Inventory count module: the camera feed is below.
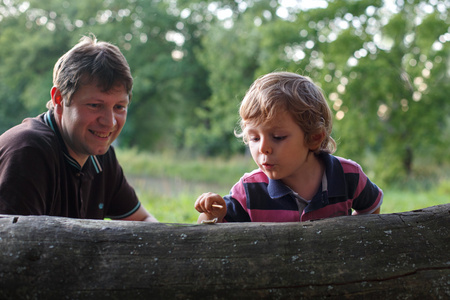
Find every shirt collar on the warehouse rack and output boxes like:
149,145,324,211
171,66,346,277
321,152,346,197
43,110,102,174
267,152,346,199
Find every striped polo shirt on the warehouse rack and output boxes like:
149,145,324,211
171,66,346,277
223,152,383,222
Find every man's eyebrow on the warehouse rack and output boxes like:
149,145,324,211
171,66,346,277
118,98,130,104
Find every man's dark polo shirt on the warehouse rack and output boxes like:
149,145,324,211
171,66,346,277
0,110,140,219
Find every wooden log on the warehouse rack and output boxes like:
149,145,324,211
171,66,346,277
0,204,449,299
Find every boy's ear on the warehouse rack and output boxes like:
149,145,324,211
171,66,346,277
309,131,325,150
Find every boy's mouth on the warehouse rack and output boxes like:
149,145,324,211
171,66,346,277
262,162,275,168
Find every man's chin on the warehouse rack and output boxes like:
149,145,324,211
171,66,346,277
92,145,111,156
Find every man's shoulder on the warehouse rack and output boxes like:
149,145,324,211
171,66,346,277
0,116,56,151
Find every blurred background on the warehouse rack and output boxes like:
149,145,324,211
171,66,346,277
1,0,449,223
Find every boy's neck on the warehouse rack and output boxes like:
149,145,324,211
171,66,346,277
282,153,324,201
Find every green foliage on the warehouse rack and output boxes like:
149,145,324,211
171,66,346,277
0,0,449,185
185,14,261,155
133,189,201,224
116,147,256,185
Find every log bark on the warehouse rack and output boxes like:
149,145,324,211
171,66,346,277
0,204,449,300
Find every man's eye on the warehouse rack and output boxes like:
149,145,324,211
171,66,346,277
117,103,129,111
88,104,99,108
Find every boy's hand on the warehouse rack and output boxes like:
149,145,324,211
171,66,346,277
195,192,227,223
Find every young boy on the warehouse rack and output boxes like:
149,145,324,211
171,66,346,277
195,71,383,223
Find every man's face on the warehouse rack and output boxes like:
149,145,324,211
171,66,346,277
55,83,129,166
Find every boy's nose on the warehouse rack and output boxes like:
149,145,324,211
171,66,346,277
259,138,272,154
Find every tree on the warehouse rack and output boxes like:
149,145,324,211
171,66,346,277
0,0,67,131
182,0,280,155
327,1,450,184
213,0,449,184
0,0,211,152
0,0,448,183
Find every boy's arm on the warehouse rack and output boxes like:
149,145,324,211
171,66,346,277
371,207,381,214
350,161,383,215
197,212,219,223
195,192,227,223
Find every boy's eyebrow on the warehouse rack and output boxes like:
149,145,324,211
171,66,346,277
262,121,285,129
246,125,287,134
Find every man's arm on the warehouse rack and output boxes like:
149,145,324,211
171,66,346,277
0,145,53,216
119,205,158,222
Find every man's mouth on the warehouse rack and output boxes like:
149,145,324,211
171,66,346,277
90,130,112,138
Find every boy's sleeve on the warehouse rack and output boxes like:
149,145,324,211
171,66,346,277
223,180,252,222
352,166,383,214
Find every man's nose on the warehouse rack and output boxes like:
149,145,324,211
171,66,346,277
99,109,117,127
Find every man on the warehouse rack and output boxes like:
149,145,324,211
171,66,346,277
0,35,157,222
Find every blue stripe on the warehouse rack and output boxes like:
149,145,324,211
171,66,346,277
108,202,141,219
45,112,81,170
91,156,100,173
44,112,56,132
45,111,102,173
63,153,82,171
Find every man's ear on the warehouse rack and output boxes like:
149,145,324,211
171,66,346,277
50,86,64,116
50,86,63,106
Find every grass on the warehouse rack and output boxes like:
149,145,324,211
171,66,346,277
115,147,256,185
126,175,231,224
381,188,449,214
116,148,450,224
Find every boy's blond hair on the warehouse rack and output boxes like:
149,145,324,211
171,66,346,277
237,71,336,154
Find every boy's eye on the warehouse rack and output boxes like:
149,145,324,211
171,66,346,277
273,136,287,141
248,136,259,142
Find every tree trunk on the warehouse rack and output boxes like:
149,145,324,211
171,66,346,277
0,204,449,300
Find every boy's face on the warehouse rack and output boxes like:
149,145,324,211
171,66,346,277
54,82,129,166
246,110,314,186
